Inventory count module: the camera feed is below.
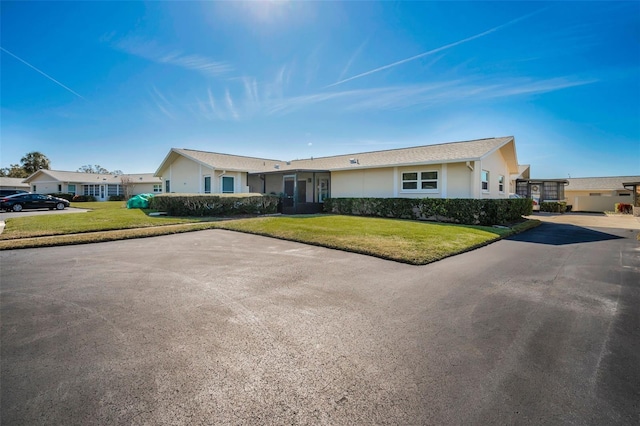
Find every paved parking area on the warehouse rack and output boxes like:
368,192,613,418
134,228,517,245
0,207,88,222
529,211,640,230
1,224,639,424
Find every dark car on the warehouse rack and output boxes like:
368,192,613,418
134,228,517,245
0,193,70,212
0,189,28,197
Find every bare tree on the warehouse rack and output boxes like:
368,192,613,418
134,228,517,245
78,164,110,174
120,175,133,199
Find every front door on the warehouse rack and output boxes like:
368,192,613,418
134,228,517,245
297,180,307,203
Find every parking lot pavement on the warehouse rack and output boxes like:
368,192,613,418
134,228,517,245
529,211,640,230
1,224,639,424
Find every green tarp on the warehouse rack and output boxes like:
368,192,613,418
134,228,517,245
126,193,154,209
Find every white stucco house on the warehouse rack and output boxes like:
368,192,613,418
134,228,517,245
155,136,527,213
23,170,162,201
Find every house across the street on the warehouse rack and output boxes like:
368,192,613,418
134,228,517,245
22,170,162,201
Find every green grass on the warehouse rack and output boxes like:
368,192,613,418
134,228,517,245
213,215,536,264
0,205,539,264
0,201,213,240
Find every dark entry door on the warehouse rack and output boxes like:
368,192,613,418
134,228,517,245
297,180,306,203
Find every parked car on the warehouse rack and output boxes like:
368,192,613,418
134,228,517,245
0,193,70,212
0,189,28,197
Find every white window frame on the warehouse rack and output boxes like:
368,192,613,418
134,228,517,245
481,170,489,192
153,184,162,193
68,184,76,195
498,175,505,193
204,175,211,194
400,170,439,193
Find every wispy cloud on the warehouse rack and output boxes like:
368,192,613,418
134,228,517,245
150,86,175,119
1,46,85,100
326,8,547,88
338,38,369,81
115,38,232,77
225,89,239,120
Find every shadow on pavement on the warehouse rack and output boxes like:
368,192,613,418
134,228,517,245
507,222,624,246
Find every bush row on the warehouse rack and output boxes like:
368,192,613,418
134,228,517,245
148,194,280,216
71,195,96,202
323,197,533,226
540,201,567,213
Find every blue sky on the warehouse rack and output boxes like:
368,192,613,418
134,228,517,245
1,1,639,178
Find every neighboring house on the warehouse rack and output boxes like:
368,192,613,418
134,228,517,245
0,177,30,191
23,170,162,201
564,176,640,212
155,136,524,213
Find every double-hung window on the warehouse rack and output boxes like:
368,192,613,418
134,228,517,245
498,175,505,193
204,176,211,194
481,170,489,192
153,184,162,193
402,171,438,191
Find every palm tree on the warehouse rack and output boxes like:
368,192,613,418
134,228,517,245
20,151,51,174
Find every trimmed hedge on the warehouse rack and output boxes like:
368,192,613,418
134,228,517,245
540,201,567,213
323,197,533,226
72,195,97,202
108,195,126,201
148,193,280,217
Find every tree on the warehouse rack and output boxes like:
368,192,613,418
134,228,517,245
0,164,29,178
120,175,133,199
20,151,51,174
77,164,110,174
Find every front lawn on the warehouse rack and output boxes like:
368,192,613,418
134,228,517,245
0,206,538,264
0,201,213,240
214,215,530,264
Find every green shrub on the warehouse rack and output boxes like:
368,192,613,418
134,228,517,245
148,193,280,216
72,195,97,202
49,193,74,201
108,195,126,201
540,201,567,213
324,197,533,226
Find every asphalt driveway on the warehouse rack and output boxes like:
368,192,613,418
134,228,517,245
1,223,638,424
0,207,88,222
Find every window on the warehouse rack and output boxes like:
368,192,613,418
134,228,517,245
481,170,489,191
402,171,438,191
58,184,62,192
84,184,100,196
204,176,211,194
165,180,171,193
107,185,121,196
498,175,505,193
32,185,37,192
153,184,162,193
68,184,76,195
222,176,234,193
589,193,601,196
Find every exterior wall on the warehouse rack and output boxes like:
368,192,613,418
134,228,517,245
331,168,394,198
478,149,510,199
161,155,206,193
27,175,62,194
446,162,473,198
571,195,633,212
566,189,633,212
